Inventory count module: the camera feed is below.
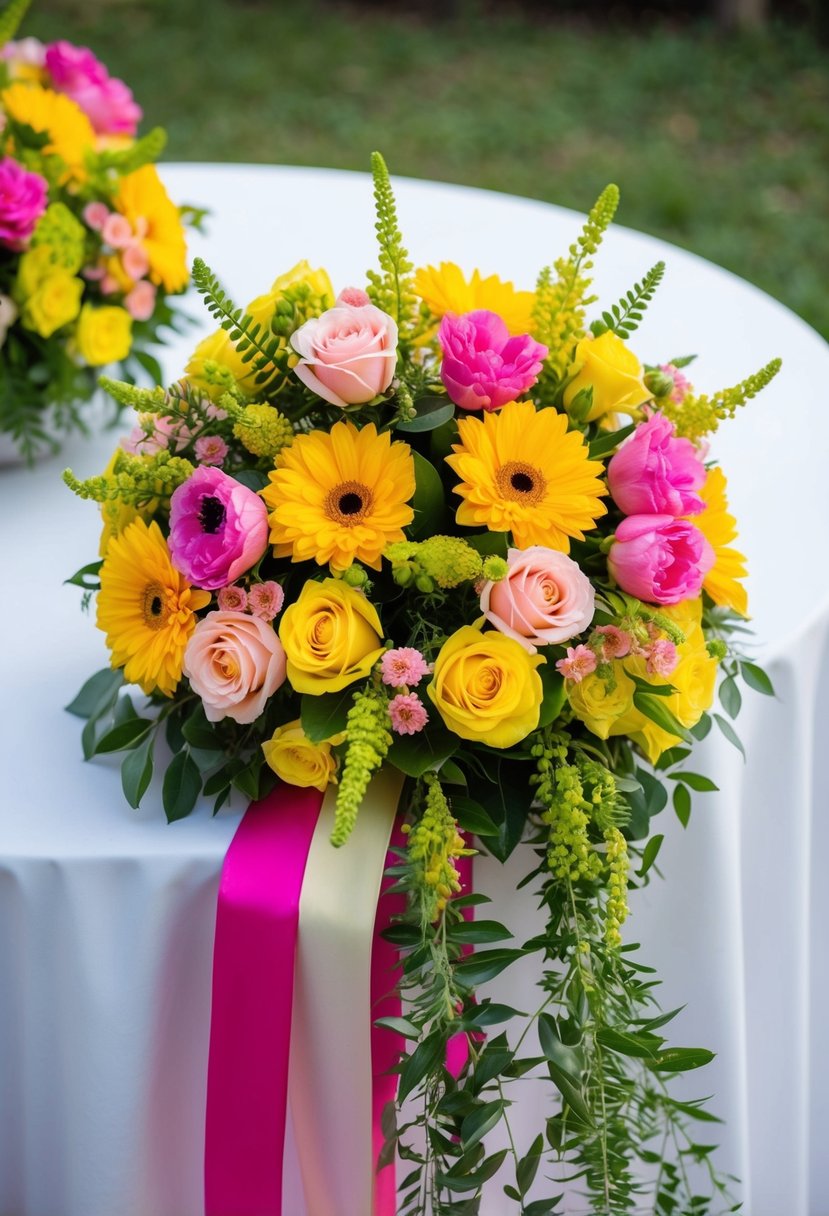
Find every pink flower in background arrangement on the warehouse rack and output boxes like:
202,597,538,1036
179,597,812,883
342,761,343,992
0,158,47,249
82,201,110,231
194,434,228,467
608,515,714,605
438,310,547,412
555,645,598,683
381,647,431,688
248,582,285,622
168,466,269,591
184,611,287,724
290,297,398,407
607,412,706,517
388,693,429,735
124,280,157,321
121,243,150,280
101,212,133,250
480,546,594,653
1,38,46,69
216,584,248,613
44,41,142,136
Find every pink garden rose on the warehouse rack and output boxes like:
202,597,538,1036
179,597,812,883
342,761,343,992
608,515,714,605
168,466,269,591
44,41,142,136
438,310,547,412
607,413,706,517
184,611,287,724
290,298,397,407
480,546,595,653
0,157,47,249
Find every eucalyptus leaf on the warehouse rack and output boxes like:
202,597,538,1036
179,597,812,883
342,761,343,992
94,717,154,754
741,661,775,696
121,734,155,809
162,749,202,822
65,668,123,720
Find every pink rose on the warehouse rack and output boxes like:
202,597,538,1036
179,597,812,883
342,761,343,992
184,611,287,724
0,157,48,249
121,243,150,280
607,413,706,517
44,41,141,136
290,302,397,407
124,279,157,321
438,310,547,412
480,546,595,653
169,466,269,591
608,515,714,605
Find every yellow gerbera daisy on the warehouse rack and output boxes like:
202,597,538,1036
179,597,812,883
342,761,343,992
96,518,210,696
691,465,748,616
263,421,415,571
115,164,188,293
414,262,535,336
2,82,95,180
446,400,607,551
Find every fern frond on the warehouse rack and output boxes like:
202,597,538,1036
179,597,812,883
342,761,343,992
365,151,416,337
593,261,665,339
0,0,32,49
191,257,281,385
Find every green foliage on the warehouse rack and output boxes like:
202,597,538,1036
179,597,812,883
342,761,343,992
365,151,417,338
0,0,31,48
191,257,283,388
93,127,168,177
592,260,666,339
664,356,782,440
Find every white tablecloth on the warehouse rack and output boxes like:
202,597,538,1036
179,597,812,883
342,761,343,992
1,163,827,1216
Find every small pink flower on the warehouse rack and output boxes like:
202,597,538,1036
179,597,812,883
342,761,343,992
124,280,157,321
381,647,431,688
555,644,598,683
336,287,371,307
645,639,679,678
217,584,248,612
2,38,46,68
121,243,150,280
82,263,106,281
388,693,429,735
100,273,120,296
607,412,706,517
83,201,110,231
593,624,631,659
194,434,229,466
608,515,714,606
0,157,48,249
659,363,692,405
102,212,133,249
205,402,228,422
290,302,398,407
438,310,547,412
120,414,192,456
248,581,285,622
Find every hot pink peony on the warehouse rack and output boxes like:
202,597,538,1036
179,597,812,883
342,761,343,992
44,41,142,136
290,301,398,407
0,157,47,249
184,611,287,724
168,466,269,591
608,515,714,605
607,413,706,517
438,310,547,412
480,546,594,653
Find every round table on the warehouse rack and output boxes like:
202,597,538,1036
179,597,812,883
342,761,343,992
1,163,826,1216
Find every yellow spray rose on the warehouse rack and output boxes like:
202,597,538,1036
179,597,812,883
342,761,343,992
567,666,636,740
75,304,133,366
427,625,544,749
16,245,58,299
262,720,342,792
279,578,384,694
21,270,83,337
563,331,651,422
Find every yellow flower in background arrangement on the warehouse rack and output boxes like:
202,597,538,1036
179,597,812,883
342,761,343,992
96,518,211,696
263,420,415,571
446,399,607,552
2,83,95,180
262,720,342,792
115,164,188,293
692,466,748,617
75,303,132,366
20,269,83,337
414,261,535,336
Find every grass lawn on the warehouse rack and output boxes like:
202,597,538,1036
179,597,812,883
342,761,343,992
28,0,829,338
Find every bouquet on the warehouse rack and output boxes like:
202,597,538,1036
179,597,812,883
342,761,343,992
65,153,779,1214
0,0,196,461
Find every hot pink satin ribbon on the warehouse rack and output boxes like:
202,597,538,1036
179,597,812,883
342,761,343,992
204,785,323,1216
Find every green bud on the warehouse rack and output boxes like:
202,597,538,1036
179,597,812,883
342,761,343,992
707,639,728,660
644,369,674,398
415,574,435,594
392,565,414,587
482,555,509,581
342,564,369,588
567,386,594,423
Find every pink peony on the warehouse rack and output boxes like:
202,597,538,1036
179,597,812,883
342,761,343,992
607,412,706,517
168,466,269,591
44,41,142,136
388,692,429,735
480,546,594,653
381,647,431,688
592,624,631,659
608,515,714,605
247,581,285,622
216,584,248,612
438,310,547,412
0,158,48,249
184,611,286,724
124,280,157,321
555,645,598,683
290,302,398,407
194,434,229,467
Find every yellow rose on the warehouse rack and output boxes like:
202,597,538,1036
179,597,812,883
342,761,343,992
427,625,544,749
567,667,636,740
279,578,384,694
21,271,83,338
563,331,651,422
16,245,57,298
75,304,133,366
262,720,343,792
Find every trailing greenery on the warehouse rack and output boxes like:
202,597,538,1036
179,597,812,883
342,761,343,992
592,261,666,340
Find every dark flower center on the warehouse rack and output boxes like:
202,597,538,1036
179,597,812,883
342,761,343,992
496,460,547,506
199,494,226,534
511,471,534,493
338,492,363,515
141,582,170,631
324,480,373,526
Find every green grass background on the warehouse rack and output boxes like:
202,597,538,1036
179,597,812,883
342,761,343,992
27,0,829,337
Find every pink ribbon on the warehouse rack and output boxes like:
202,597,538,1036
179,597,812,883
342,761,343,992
204,785,323,1216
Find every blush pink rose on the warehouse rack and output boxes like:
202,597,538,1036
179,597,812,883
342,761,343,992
607,412,706,517
124,279,157,321
480,546,595,653
184,611,287,724
438,310,547,412
608,515,714,605
168,466,269,591
45,41,142,136
290,302,397,407
0,157,48,249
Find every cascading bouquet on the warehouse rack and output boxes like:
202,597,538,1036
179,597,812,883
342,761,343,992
64,153,778,1214
0,0,196,461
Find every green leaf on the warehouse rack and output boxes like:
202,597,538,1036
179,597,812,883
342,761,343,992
300,688,353,743
466,531,509,557
94,717,154,754
64,560,103,590
447,919,512,945
232,755,264,800
408,451,445,538
464,1003,522,1029
181,704,223,750
454,948,524,986
648,1047,715,1073
714,712,746,760
673,782,692,828
637,833,664,877
373,1015,420,1040
516,1134,544,1196
233,468,270,492
538,1014,583,1075
588,422,636,460
596,1027,659,1059
537,665,566,728
633,689,691,741
450,795,499,838
396,396,455,433
437,1148,508,1192
461,1100,503,1150
655,746,692,770
121,734,154,809
669,772,718,792
547,1059,593,1124
439,758,466,785
162,750,202,822
397,1033,445,1103
388,725,457,777
65,668,123,719
719,675,742,719
741,661,775,697
691,712,712,741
